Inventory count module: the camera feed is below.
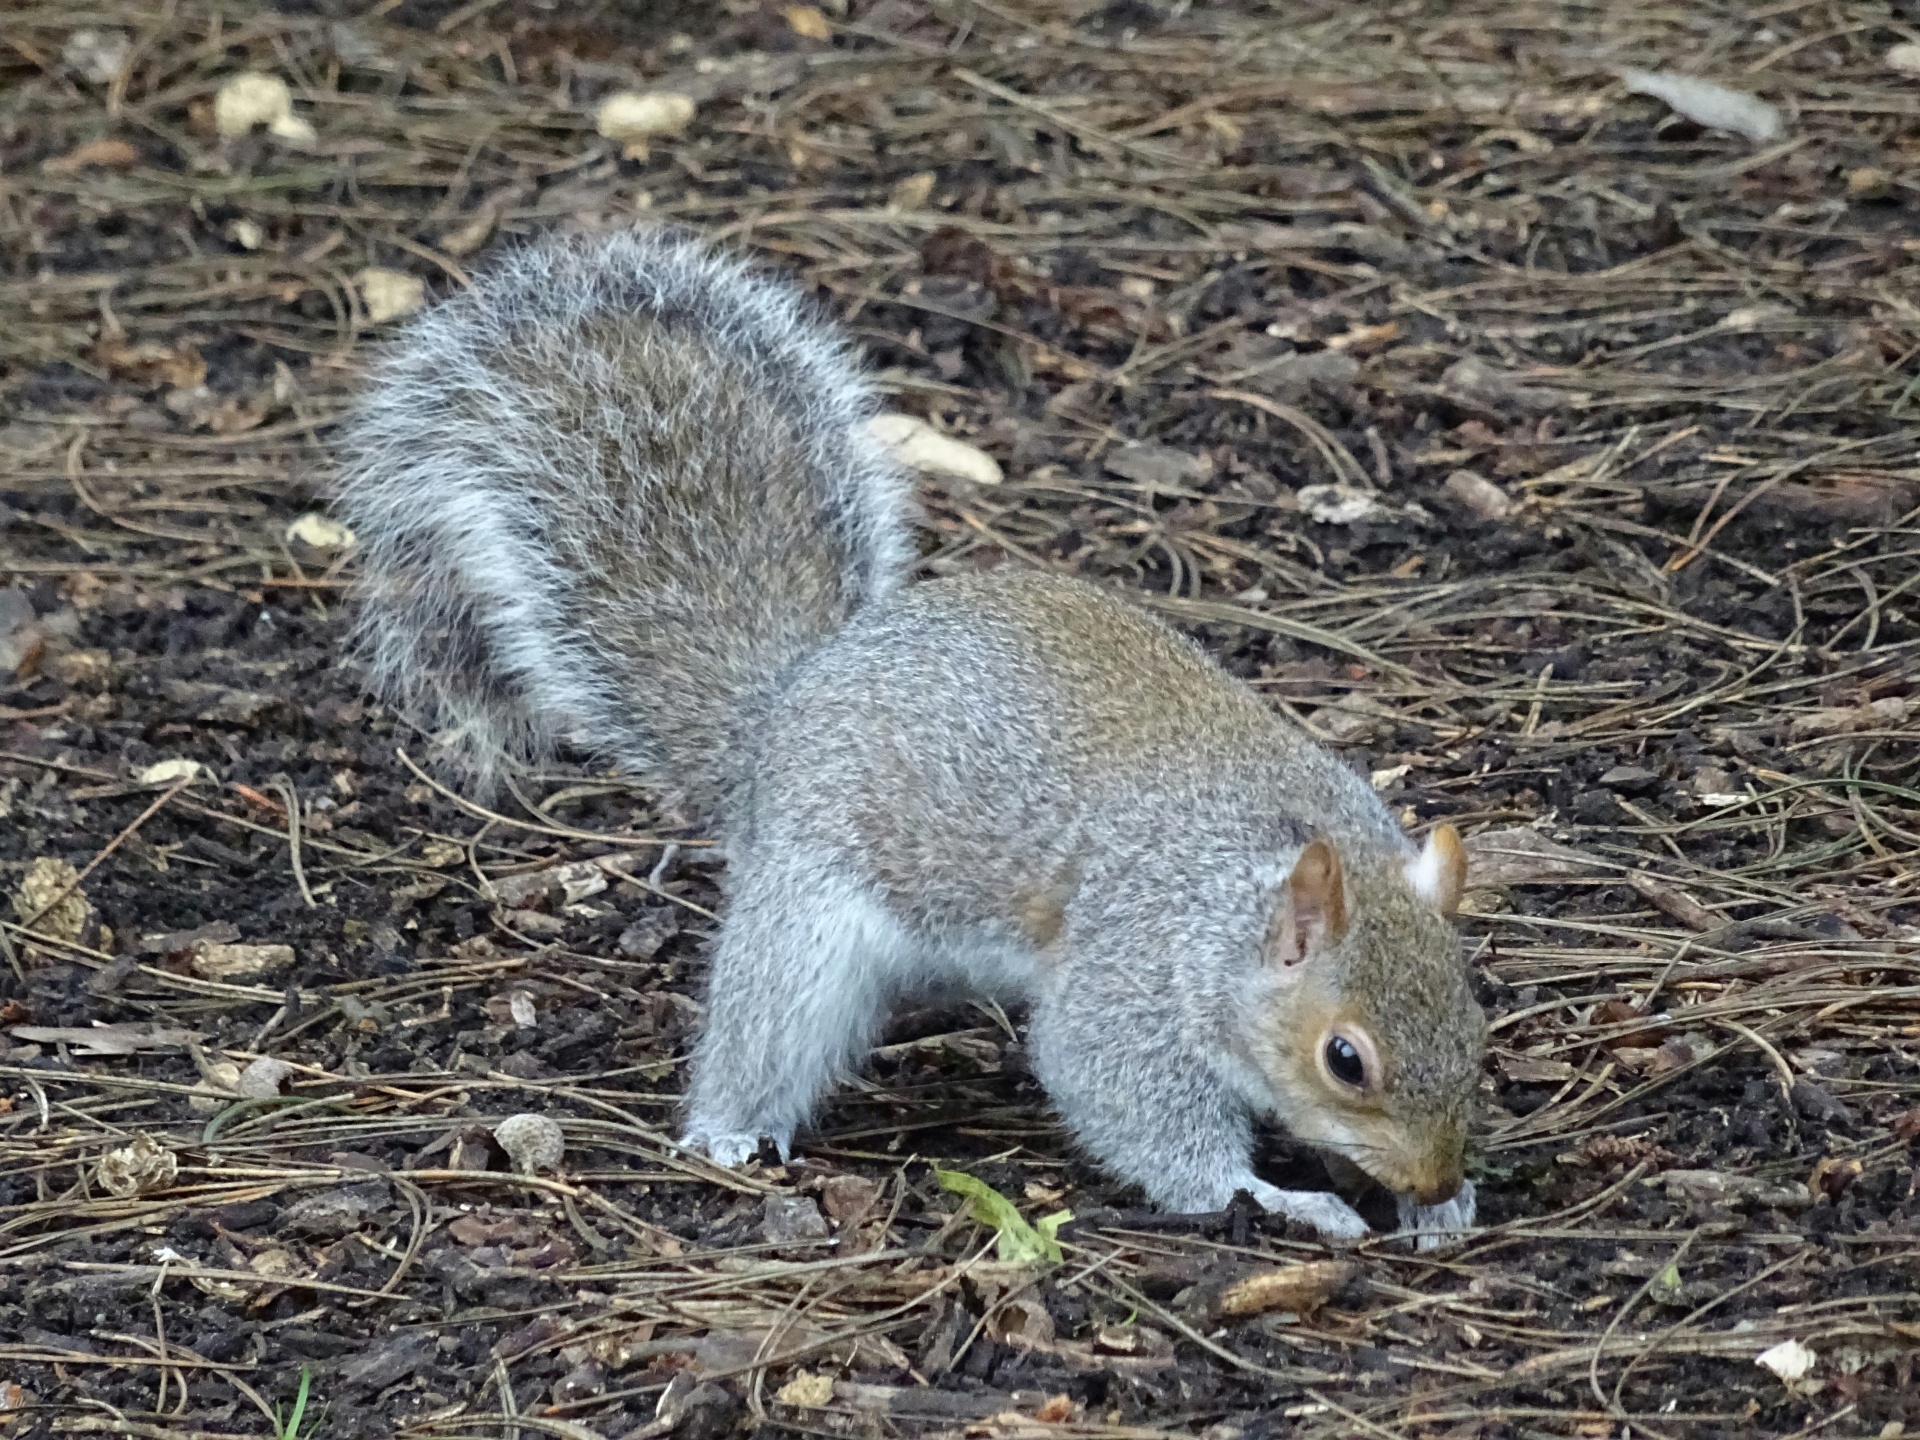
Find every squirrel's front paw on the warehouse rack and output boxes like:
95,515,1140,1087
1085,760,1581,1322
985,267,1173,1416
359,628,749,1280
681,1125,791,1169
1248,1182,1371,1242
1397,1179,1476,1251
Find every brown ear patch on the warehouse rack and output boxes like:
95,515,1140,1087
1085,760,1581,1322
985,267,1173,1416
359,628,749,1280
1266,837,1348,967
1411,823,1467,916
1434,823,1467,915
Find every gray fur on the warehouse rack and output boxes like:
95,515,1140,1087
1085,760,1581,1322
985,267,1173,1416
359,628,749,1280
332,226,913,813
336,230,1488,1241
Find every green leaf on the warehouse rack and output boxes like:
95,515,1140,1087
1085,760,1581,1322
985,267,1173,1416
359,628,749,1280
276,1368,314,1440
1650,1262,1684,1303
934,1167,1071,1265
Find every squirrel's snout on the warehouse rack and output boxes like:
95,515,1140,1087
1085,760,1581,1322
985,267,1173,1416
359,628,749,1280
1410,1175,1463,1207
1400,1145,1466,1207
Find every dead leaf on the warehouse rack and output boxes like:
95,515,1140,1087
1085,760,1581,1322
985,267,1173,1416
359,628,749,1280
162,383,270,433
1628,873,1717,931
820,1173,883,1226
1589,998,1672,1049
887,171,936,211
1808,1155,1861,1203
1104,444,1212,489
1439,357,1562,414
1201,1260,1356,1321
1463,827,1601,887
1787,696,1915,739
188,1060,243,1113
1215,344,1361,398
42,138,141,175
11,857,93,943
94,337,207,390
191,942,294,980
489,859,615,908
96,1134,179,1197
1500,1053,1575,1084
9,1023,201,1055
139,921,238,956
1445,469,1514,521
775,1370,836,1406
1663,1169,1812,1211
1324,321,1399,354
986,1295,1055,1349
784,5,831,39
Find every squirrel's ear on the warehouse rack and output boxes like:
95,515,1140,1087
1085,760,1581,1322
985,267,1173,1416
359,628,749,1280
1406,823,1467,916
1266,838,1348,967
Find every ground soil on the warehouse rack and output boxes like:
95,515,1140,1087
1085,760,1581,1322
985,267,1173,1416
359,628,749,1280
2,3,1918,1438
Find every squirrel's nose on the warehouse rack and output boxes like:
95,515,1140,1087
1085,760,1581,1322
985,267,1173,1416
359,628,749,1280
1411,1177,1462,1207
1407,1156,1465,1207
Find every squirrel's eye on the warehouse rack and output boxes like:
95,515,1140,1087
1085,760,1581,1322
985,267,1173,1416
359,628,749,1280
1325,1035,1366,1088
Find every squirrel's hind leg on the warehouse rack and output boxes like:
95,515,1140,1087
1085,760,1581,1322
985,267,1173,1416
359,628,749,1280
682,859,905,1167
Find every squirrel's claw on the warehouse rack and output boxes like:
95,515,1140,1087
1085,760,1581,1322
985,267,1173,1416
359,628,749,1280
1397,1179,1477,1250
682,1127,790,1168
1247,1181,1372,1242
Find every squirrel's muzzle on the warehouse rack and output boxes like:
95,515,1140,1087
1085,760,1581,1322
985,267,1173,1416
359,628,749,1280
1409,1173,1464,1207
1400,1141,1466,1207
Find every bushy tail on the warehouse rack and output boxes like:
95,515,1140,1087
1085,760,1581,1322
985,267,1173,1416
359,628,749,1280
331,227,914,819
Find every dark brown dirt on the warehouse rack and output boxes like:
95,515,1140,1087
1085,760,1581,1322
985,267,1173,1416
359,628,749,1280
2,3,1918,1438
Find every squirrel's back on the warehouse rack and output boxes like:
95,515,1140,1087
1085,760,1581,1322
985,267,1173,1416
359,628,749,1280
333,228,913,815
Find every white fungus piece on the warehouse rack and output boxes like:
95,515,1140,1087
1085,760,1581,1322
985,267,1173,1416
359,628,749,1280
358,268,427,324
595,91,696,158
63,29,132,85
136,758,203,785
1755,1338,1817,1384
238,1057,295,1099
1295,483,1395,525
286,512,356,551
494,1113,566,1174
866,414,1003,486
213,72,316,142
1619,70,1783,143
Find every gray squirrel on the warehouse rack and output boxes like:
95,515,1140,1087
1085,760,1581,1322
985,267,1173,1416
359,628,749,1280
334,228,1487,1244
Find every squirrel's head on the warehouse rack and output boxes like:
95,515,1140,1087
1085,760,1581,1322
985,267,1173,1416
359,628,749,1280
1244,826,1485,1207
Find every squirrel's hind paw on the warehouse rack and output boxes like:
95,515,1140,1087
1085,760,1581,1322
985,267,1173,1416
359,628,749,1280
1397,1179,1477,1251
681,1126,792,1169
